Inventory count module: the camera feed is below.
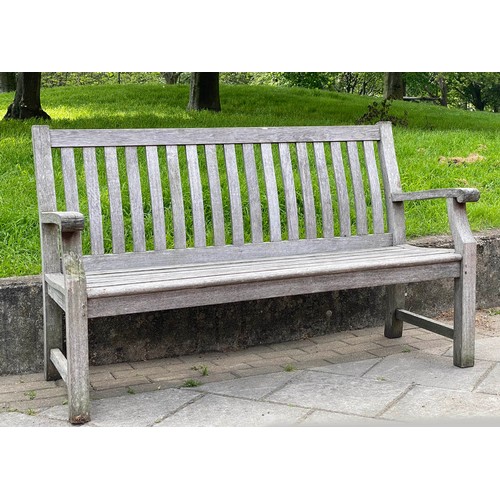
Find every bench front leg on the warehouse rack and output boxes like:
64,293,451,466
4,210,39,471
447,198,476,367
62,231,90,424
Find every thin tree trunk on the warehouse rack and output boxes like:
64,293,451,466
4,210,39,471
437,75,448,107
0,72,16,93
187,72,221,112
3,72,50,120
162,72,182,84
383,72,405,100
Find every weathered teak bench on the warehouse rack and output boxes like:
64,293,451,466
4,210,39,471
32,122,479,423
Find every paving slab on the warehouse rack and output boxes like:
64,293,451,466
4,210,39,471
298,410,391,426
308,358,381,378
188,371,298,400
156,393,309,427
266,370,410,418
382,385,500,423
40,388,200,427
362,352,492,391
444,337,500,362
0,411,71,427
475,363,500,396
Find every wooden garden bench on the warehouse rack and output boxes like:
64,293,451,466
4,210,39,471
32,122,479,423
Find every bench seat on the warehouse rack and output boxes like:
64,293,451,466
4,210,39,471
45,245,461,319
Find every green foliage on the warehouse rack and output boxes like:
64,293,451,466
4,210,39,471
357,99,408,126
0,83,499,278
182,379,202,387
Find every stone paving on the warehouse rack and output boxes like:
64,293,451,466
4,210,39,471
1,308,499,426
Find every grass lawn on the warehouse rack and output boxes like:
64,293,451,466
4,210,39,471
0,83,499,278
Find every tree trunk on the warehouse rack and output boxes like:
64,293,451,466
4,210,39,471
3,72,50,120
0,72,17,93
437,75,448,107
468,83,485,111
162,72,182,84
187,72,221,112
383,72,405,100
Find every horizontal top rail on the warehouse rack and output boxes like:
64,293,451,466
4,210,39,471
48,125,382,147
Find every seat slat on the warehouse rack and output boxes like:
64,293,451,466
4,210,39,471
224,144,245,246
125,147,146,252
166,145,186,249
60,148,80,212
242,144,263,243
313,143,334,238
186,145,206,248
145,146,167,251
83,147,104,254
296,142,317,239
330,142,351,237
205,145,226,246
261,143,281,242
363,141,385,234
104,147,126,253
279,143,299,240
347,141,368,235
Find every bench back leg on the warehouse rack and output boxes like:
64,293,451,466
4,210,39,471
384,284,405,338
453,247,476,368
43,290,64,381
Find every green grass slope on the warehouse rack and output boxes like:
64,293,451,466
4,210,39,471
0,83,499,277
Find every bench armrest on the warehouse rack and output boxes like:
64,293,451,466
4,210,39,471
391,188,480,204
41,211,85,232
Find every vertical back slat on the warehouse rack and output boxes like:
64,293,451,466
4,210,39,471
166,146,186,249
205,145,226,246
296,142,317,239
60,148,80,212
104,147,125,253
145,146,167,251
83,147,105,254
313,142,334,238
278,143,299,240
261,143,281,242
125,147,146,252
242,144,263,243
363,141,385,234
346,141,368,235
186,145,207,248
330,142,351,237
223,144,245,246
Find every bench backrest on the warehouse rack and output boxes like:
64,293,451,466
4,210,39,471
32,122,406,270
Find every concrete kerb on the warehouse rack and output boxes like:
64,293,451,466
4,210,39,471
1,230,499,377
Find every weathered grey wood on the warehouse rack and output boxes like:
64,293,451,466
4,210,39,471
395,309,454,339
166,146,186,249
346,142,368,235
392,188,480,204
87,263,461,319
330,142,351,237
313,142,334,238
83,147,105,254
146,146,167,251
296,142,317,239
104,147,126,253
50,348,68,383
61,230,90,424
224,144,245,245
41,211,84,232
448,198,476,367
378,122,406,244
186,145,207,247
242,144,263,243
86,248,461,298
60,148,80,212
83,233,395,272
50,125,382,148
362,141,385,234
32,126,63,381
125,147,146,252
205,145,226,246
278,143,299,240
261,143,281,241
33,121,481,423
